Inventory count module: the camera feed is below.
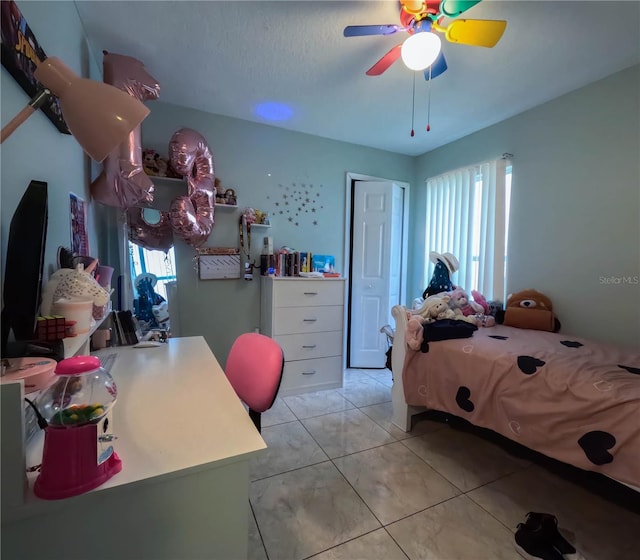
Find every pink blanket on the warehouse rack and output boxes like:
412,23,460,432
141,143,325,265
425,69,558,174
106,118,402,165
402,324,640,488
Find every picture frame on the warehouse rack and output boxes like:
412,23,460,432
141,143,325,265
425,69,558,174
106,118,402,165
70,192,89,256
0,0,70,134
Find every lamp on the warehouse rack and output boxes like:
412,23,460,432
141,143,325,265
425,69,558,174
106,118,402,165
1,57,150,162
401,31,442,71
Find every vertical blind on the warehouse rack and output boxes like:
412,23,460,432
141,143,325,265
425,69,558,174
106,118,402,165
425,157,510,301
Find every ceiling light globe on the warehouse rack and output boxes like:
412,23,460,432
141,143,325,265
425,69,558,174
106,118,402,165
401,32,442,71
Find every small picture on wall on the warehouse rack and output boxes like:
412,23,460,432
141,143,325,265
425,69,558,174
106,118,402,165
70,192,89,256
0,0,70,134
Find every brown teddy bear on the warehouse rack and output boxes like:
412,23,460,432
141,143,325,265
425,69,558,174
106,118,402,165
502,289,560,332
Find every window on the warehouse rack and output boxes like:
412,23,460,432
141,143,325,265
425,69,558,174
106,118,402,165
424,157,512,302
128,242,177,300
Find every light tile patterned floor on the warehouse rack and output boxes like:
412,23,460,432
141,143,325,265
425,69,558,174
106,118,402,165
249,368,640,560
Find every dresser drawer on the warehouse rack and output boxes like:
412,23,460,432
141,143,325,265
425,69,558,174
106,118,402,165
276,330,342,361
280,356,343,394
273,280,344,307
273,306,343,335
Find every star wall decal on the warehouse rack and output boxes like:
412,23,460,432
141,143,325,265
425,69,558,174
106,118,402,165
270,181,326,227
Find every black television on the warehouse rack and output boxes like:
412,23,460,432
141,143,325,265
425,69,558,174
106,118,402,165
1,180,48,355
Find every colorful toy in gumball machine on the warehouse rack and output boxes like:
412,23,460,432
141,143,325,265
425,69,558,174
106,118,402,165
32,355,122,499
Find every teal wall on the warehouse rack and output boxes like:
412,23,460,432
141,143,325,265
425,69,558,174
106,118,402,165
141,103,413,362
413,65,639,348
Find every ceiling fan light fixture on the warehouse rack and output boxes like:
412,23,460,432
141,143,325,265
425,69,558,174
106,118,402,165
401,32,442,71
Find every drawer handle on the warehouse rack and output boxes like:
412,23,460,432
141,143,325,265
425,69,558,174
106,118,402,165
303,318,317,322
303,292,318,295
302,370,316,375
302,344,317,349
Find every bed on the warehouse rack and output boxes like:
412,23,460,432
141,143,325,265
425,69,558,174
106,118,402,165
390,305,640,491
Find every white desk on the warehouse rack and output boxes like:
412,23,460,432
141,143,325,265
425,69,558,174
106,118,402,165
1,337,266,560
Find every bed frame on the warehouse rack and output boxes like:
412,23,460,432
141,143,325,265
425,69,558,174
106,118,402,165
389,304,640,497
391,305,426,432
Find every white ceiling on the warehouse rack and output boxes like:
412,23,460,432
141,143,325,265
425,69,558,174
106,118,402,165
74,1,640,157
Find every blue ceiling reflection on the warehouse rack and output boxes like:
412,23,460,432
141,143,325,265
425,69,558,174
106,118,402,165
254,102,293,122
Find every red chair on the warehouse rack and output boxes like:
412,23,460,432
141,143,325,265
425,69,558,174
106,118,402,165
225,333,284,433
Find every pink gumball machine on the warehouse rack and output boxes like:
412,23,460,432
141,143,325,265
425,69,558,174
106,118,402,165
33,356,122,500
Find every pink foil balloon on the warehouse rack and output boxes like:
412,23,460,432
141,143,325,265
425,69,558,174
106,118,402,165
168,128,216,247
127,207,174,253
90,52,160,209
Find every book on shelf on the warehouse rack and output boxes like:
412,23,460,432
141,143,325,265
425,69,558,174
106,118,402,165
110,310,140,346
265,250,339,278
300,252,313,273
119,310,140,346
111,311,125,346
260,254,277,276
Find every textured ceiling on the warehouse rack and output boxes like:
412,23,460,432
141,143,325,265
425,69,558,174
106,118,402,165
74,1,640,156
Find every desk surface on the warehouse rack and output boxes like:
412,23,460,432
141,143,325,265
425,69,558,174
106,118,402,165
93,336,266,485
12,336,265,520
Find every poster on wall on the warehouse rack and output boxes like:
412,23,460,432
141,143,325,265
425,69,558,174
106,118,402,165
0,0,70,134
70,192,89,256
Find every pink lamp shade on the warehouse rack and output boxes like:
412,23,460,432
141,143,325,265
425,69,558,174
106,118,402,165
33,57,150,162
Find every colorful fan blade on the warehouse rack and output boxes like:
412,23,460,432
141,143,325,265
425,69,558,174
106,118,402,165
439,0,483,18
401,1,429,15
344,25,401,37
366,44,402,76
445,19,506,47
423,51,448,80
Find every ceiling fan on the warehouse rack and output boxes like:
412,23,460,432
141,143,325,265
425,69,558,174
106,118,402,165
344,0,507,80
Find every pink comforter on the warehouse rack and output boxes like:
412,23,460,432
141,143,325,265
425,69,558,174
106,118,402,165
402,324,640,488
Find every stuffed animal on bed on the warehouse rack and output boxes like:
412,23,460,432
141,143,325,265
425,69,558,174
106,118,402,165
502,289,561,332
406,315,426,350
407,296,469,350
443,288,495,327
447,288,483,317
408,296,480,351
471,290,491,315
413,295,456,323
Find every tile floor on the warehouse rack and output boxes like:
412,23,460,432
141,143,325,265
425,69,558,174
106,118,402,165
248,369,640,560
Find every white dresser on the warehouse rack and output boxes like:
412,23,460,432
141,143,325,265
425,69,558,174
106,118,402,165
260,277,345,395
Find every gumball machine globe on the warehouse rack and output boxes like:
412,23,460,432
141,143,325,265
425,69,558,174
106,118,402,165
33,355,122,499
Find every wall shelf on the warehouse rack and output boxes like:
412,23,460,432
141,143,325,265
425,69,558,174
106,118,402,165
146,175,183,183
145,175,240,208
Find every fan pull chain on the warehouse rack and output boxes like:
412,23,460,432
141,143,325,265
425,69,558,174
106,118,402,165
426,65,432,132
410,72,416,137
